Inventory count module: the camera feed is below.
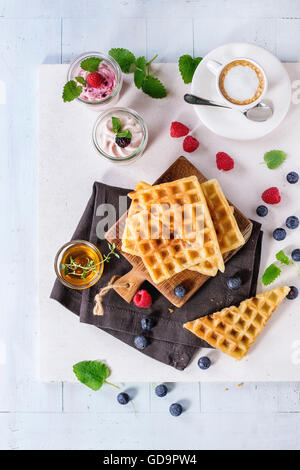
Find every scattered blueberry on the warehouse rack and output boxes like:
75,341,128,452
141,316,155,331
292,249,300,262
256,205,268,217
115,136,131,148
134,333,149,350
117,392,130,405
287,286,298,300
286,216,299,230
287,172,299,184
155,384,168,397
169,403,183,417
174,285,186,298
227,276,242,291
273,228,286,241
198,356,211,370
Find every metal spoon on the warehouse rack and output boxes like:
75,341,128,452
184,94,273,122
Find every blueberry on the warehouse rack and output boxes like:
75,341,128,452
287,172,299,184
115,137,131,148
227,276,242,291
198,356,211,370
134,333,148,350
174,285,186,297
286,286,298,300
292,249,300,262
117,392,130,405
141,316,155,331
286,216,299,230
169,403,183,417
273,228,286,241
155,384,168,397
256,205,268,217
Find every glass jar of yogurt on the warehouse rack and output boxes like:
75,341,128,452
92,107,148,164
67,51,123,109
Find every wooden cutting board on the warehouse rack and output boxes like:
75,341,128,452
106,156,253,307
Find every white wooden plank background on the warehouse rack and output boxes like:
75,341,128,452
1,0,300,450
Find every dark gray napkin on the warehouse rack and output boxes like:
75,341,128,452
51,182,263,371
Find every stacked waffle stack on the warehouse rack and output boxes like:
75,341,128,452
121,176,245,284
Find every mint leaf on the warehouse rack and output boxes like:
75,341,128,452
134,69,146,89
136,56,146,73
276,250,290,266
73,360,110,391
80,57,102,73
142,75,167,98
117,129,132,139
178,54,202,84
263,150,287,169
112,116,122,134
109,48,136,73
75,76,87,86
62,80,82,102
262,263,281,286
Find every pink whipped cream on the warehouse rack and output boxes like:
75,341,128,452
98,113,144,158
75,61,117,102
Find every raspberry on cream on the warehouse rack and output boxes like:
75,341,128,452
75,62,117,102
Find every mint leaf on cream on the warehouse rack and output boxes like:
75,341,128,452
80,57,102,73
112,116,122,133
75,76,87,86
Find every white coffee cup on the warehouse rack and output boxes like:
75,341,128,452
206,57,268,110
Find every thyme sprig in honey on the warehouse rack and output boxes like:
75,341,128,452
61,243,119,279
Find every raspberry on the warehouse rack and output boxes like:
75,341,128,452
262,187,281,204
133,289,152,308
170,121,189,138
216,152,234,171
183,136,199,153
86,72,103,88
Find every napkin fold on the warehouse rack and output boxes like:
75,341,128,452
51,182,263,371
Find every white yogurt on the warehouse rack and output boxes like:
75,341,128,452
98,112,144,158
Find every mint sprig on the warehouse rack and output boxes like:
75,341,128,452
73,360,119,391
111,116,132,139
262,249,300,286
178,54,202,84
109,48,167,99
262,150,287,169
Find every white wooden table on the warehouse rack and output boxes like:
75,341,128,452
1,0,300,451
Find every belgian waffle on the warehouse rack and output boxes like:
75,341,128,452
201,179,245,254
125,208,205,284
183,286,290,360
127,176,224,277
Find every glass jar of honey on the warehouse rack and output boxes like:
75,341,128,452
54,240,104,290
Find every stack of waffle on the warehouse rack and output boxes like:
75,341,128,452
121,176,245,284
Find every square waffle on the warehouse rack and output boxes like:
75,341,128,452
125,208,205,284
201,179,245,254
183,286,290,360
127,176,224,278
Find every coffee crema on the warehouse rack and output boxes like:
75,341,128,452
219,59,265,106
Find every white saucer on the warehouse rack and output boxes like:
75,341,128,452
191,42,291,141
